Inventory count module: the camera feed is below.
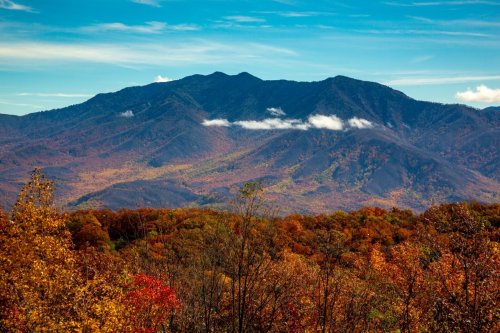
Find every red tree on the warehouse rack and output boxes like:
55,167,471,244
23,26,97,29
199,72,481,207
126,274,180,333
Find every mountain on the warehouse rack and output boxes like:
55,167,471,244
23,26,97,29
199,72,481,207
0,72,498,213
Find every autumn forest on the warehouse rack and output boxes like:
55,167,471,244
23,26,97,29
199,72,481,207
0,170,498,332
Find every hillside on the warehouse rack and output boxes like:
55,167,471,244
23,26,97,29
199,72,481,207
1,172,498,332
0,72,498,212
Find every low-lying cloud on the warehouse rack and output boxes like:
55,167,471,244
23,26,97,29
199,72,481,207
120,110,134,118
266,107,286,116
235,118,310,130
202,114,374,131
155,75,173,83
455,85,500,103
308,114,343,130
348,117,374,129
202,119,231,127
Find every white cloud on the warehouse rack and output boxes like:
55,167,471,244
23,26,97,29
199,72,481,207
166,24,200,31
279,11,320,17
154,75,173,83
386,75,500,86
82,21,199,34
85,21,166,34
307,114,344,130
0,100,42,108
266,107,286,117
17,92,93,98
120,110,134,118
202,115,375,131
0,41,296,67
348,117,374,129
455,85,500,103
224,16,265,23
202,119,231,127
235,118,309,130
130,0,161,7
0,0,32,12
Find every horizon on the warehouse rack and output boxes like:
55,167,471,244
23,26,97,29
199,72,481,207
1,0,499,115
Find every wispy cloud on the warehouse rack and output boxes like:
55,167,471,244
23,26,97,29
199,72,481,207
202,115,373,131
257,10,336,18
154,75,173,83
17,92,93,98
355,28,492,38
130,0,161,7
277,11,322,17
82,21,199,34
410,16,500,28
410,55,434,63
0,100,42,108
223,16,265,23
386,1,500,6
0,41,297,67
86,21,166,34
386,75,500,86
0,0,32,12
456,85,500,103
267,107,286,116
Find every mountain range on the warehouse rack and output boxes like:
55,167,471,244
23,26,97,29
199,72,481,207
0,72,498,213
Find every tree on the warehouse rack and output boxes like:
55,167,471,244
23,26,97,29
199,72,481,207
0,168,80,331
370,243,429,332
0,169,133,332
313,229,346,333
422,203,499,332
126,273,180,333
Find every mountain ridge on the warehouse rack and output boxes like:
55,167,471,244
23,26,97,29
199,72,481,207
0,72,498,213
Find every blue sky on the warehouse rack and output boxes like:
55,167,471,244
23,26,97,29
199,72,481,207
0,0,499,115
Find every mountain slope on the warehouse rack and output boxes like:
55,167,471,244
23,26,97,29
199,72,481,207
0,72,498,213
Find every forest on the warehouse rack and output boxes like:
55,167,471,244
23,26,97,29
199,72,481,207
0,170,498,332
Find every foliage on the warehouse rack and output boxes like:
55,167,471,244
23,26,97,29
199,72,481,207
1,173,499,332
126,274,180,333
0,169,80,331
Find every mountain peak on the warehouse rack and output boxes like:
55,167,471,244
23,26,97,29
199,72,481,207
236,72,260,80
210,71,229,77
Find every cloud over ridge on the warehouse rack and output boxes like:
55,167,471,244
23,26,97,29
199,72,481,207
266,107,286,116
348,117,374,129
308,114,343,130
202,119,231,127
202,114,374,131
455,85,500,103
155,75,173,83
120,110,134,118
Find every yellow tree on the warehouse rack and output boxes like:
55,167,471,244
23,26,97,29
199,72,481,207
0,169,135,332
0,168,81,331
